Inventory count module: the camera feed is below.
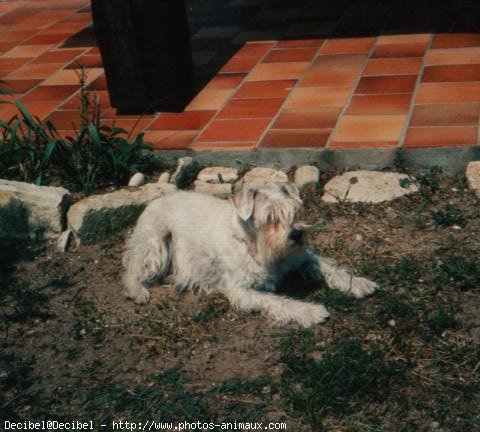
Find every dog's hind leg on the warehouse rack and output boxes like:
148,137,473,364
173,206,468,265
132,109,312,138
122,227,171,304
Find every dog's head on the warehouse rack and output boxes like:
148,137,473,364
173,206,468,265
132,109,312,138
231,182,305,264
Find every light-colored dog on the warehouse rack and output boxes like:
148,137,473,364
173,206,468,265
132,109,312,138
122,182,377,327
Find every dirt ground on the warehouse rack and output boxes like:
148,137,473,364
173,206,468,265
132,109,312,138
1,168,479,431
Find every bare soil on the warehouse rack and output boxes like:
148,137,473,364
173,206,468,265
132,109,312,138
1,170,479,431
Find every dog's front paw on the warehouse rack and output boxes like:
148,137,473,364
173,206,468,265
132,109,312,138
350,277,378,298
292,303,330,327
129,287,151,304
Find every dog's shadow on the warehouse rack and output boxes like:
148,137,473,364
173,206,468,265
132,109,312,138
276,269,323,300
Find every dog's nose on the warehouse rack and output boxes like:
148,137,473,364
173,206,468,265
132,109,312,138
289,228,304,243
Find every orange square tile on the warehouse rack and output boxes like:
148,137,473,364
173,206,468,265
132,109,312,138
276,39,324,48
263,48,318,63
259,129,330,148
2,44,54,58
46,109,80,129
192,141,256,151
236,42,275,57
409,103,480,126
371,43,427,58
355,75,417,94
424,47,480,66
329,140,398,149
42,68,103,85
431,33,480,49
376,34,430,45
2,79,42,94
220,55,259,73
0,30,36,42
6,62,63,79
204,74,246,90
66,54,103,69
363,57,423,76
31,48,85,63
86,74,108,91
347,94,412,114
404,126,478,147
333,115,407,142
286,87,352,109
0,57,31,74
217,97,284,119
273,108,340,129
0,103,22,122
246,62,309,81
20,100,60,120
145,130,198,150
22,85,78,101
25,33,71,45
320,37,375,55
300,70,358,87
233,80,295,98
415,82,480,104
148,111,215,130
197,118,271,142
101,118,153,136
422,65,480,82
313,54,367,71
185,89,235,111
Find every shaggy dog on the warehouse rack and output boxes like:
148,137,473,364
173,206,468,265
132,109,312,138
122,182,377,327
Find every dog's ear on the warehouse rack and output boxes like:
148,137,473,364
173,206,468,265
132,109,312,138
231,188,257,221
278,182,302,204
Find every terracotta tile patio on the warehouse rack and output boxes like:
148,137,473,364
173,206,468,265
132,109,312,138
0,0,479,154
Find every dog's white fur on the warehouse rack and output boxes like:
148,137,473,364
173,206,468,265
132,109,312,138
122,183,377,327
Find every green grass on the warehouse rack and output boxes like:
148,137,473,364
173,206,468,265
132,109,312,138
0,69,162,195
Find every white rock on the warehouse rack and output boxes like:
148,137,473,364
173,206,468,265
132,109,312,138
56,229,73,252
157,172,170,183
466,161,480,198
322,170,418,204
197,166,239,184
67,182,176,244
235,167,288,191
128,172,146,187
0,179,69,240
194,180,232,196
294,165,319,190
170,157,199,189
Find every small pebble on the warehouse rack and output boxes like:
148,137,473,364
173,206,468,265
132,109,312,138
128,172,146,187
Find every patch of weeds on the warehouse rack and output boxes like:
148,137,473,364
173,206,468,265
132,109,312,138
209,377,271,396
376,291,416,322
431,204,465,227
192,296,230,323
0,68,162,195
416,166,443,196
425,305,458,338
280,338,404,429
363,255,423,287
433,256,479,291
72,295,106,343
0,279,52,324
82,367,207,425
309,289,356,313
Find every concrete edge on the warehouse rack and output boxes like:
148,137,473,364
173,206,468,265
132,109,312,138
149,146,480,174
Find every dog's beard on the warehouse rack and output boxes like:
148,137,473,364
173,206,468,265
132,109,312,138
256,227,298,265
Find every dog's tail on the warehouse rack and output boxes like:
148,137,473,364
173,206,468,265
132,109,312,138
122,227,171,304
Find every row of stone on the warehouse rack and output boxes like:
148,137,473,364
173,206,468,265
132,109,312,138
1,160,480,249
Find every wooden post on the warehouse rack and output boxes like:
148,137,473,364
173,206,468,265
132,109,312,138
90,0,194,113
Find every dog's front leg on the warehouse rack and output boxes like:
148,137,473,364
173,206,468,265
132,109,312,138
316,255,378,298
220,281,329,327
